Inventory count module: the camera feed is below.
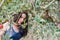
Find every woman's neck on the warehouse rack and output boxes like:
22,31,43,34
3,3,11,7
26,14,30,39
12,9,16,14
13,23,20,32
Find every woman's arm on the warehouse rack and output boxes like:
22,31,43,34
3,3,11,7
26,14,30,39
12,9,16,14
0,29,6,36
0,30,4,40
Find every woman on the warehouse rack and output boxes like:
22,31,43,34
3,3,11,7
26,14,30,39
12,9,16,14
0,11,28,40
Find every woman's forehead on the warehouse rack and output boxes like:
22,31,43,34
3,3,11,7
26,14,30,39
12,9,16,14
22,13,26,16
21,13,26,18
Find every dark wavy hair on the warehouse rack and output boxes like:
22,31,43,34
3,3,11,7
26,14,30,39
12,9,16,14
13,11,28,37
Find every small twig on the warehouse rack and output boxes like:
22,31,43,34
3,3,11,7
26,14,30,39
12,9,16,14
40,0,55,9
31,21,37,40
0,0,5,7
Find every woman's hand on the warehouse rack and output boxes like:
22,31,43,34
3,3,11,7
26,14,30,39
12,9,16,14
0,24,3,29
0,24,5,36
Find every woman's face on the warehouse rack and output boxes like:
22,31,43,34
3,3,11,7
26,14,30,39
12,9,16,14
18,13,26,25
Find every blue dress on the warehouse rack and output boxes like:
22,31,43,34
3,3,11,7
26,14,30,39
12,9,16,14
4,25,22,40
